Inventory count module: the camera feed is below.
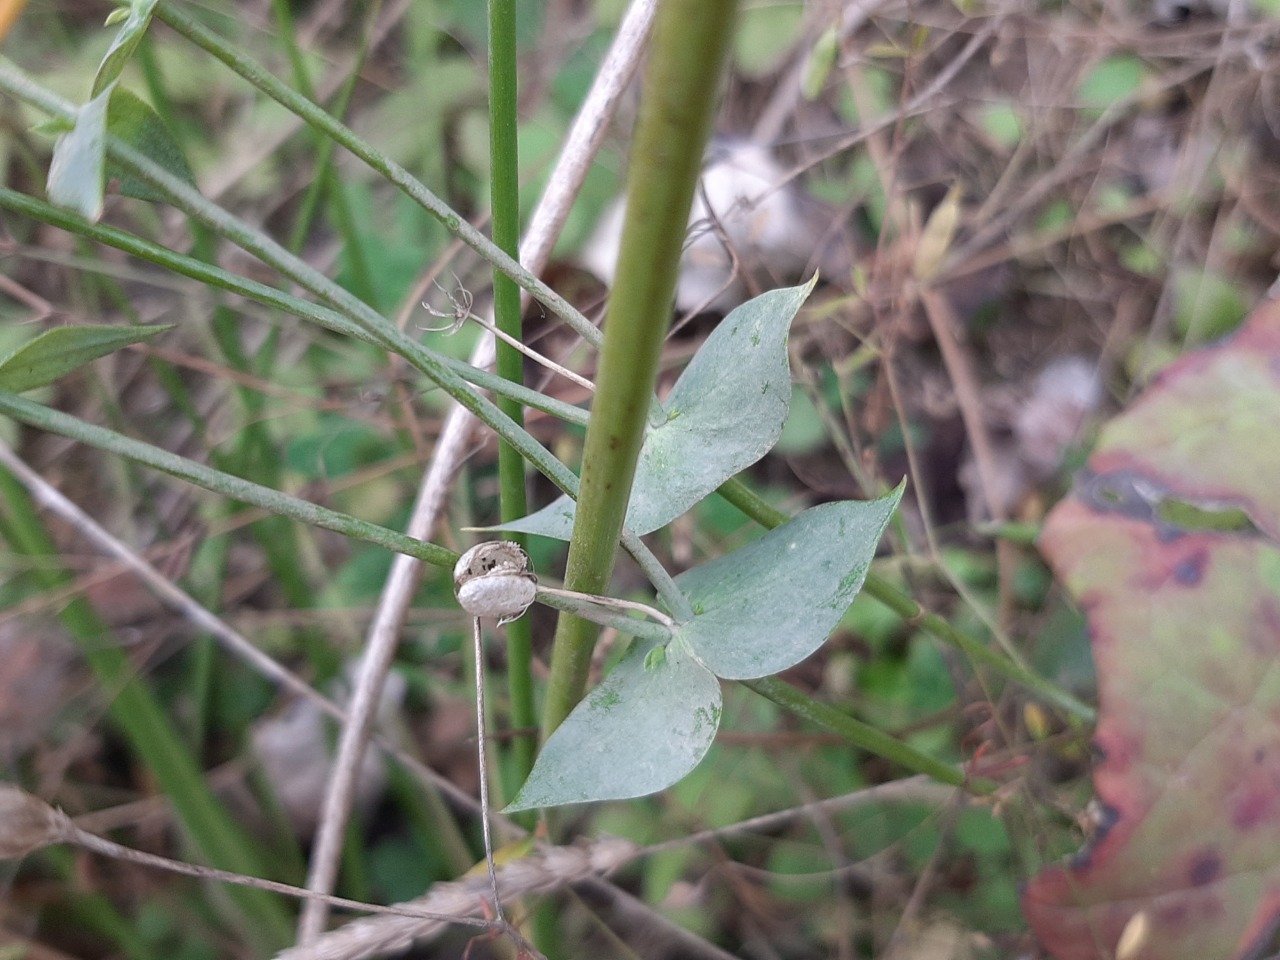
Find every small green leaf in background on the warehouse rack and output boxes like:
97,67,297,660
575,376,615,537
505,637,722,811
106,88,197,202
0,324,173,393
676,485,904,680
802,26,840,101
93,0,159,97
496,280,816,540
47,84,112,222
979,101,1023,148
1172,265,1248,344
1076,53,1147,110
734,1,805,78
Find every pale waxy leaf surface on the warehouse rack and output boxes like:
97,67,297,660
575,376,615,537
505,638,721,812
675,486,903,680
93,0,159,97
0,325,173,394
1024,298,1280,960
493,280,816,540
48,85,112,222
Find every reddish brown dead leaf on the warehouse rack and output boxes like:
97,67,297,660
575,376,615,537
1023,299,1280,960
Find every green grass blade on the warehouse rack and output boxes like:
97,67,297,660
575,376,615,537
0,468,294,950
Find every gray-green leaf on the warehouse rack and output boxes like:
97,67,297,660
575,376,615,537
0,324,174,394
93,0,159,97
676,485,904,680
106,88,197,202
48,84,112,222
493,279,816,540
505,638,722,811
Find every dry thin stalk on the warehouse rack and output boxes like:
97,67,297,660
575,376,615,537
0,439,343,722
0,785,524,939
297,0,659,940
470,616,504,922
280,838,636,960
917,287,1019,630
643,776,956,856
425,304,596,393
751,0,893,144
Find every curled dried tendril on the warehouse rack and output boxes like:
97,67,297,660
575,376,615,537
420,275,475,335
453,541,537,624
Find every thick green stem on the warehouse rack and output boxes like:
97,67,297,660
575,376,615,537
541,0,740,734
717,477,1097,723
487,0,537,795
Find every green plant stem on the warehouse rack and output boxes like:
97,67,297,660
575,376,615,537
145,5,601,347
743,677,991,793
0,183,694,634
717,477,1097,723
273,0,379,310
0,62,592,511
622,528,694,621
0,391,460,570
488,0,537,793
0,183,589,428
541,0,740,735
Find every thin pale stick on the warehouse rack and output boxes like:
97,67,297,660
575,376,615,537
535,585,677,630
68,825,497,932
296,1,658,939
918,288,1020,636
0,439,343,722
471,615,505,923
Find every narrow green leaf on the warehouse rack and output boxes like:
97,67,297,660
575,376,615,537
802,26,840,100
47,85,112,222
676,484,904,680
92,0,159,97
106,88,196,202
0,324,173,393
495,280,816,540
505,638,722,811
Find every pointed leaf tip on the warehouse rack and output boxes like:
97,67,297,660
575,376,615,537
0,324,174,394
676,484,903,680
492,280,818,541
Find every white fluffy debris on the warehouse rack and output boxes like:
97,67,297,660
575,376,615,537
582,140,815,313
1014,356,1104,481
961,356,1104,522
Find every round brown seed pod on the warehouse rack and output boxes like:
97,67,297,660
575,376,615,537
453,541,537,624
0,785,67,859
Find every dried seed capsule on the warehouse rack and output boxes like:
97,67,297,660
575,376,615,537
453,541,537,624
0,785,67,858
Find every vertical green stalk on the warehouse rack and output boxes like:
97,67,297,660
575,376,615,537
487,0,537,801
541,0,740,734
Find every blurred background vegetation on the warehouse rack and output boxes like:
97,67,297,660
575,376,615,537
1,0,1279,957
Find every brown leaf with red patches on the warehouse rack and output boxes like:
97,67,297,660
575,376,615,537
1023,300,1280,960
